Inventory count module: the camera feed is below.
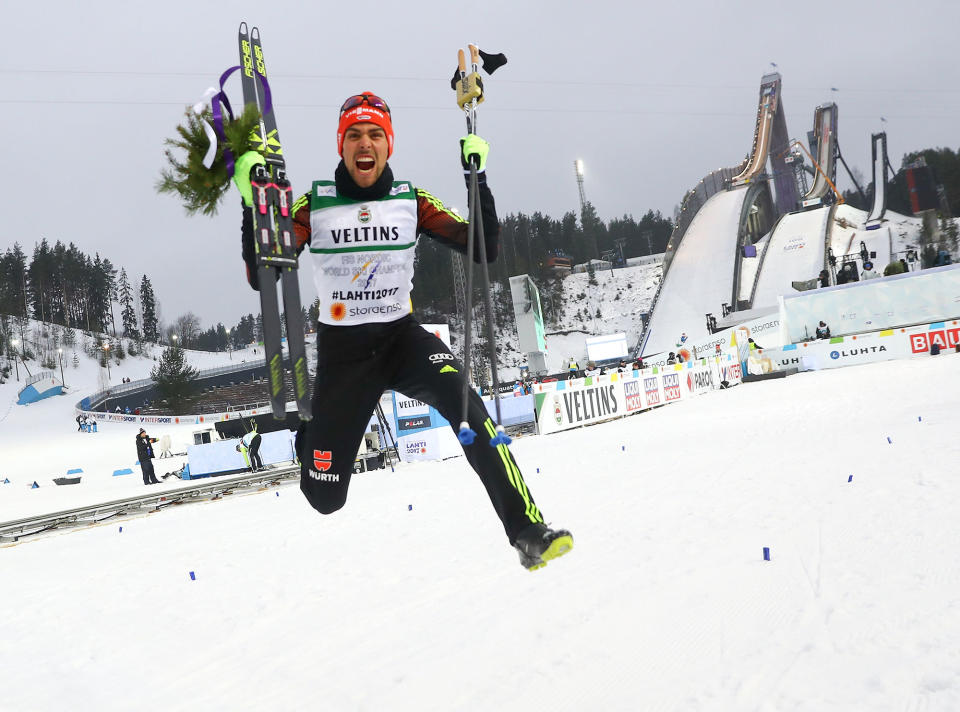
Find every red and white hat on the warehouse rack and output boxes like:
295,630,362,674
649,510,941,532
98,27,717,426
337,92,394,158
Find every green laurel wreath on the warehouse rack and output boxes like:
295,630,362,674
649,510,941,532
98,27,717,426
156,104,261,216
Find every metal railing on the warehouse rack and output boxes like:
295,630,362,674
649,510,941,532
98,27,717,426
226,400,271,412
0,464,301,543
24,370,55,387
79,360,268,412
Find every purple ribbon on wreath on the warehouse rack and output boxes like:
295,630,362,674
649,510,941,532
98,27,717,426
206,65,272,179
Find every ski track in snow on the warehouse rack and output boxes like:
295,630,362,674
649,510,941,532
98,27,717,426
2,349,960,711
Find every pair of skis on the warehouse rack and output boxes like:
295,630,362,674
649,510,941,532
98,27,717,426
237,23,311,421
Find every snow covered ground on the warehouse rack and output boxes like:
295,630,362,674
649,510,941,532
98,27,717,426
3,341,960,711
495,261,662,377
0,333,275,504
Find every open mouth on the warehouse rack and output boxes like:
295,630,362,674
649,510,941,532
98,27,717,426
355,156,376,172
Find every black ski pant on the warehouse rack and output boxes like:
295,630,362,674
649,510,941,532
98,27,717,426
140,459,159,485
297,317,543,544
249,434,263,470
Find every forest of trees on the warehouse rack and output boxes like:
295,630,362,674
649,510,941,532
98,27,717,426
0,240,160,343
6,145,958,360
411,203,673,329
841,146,960,219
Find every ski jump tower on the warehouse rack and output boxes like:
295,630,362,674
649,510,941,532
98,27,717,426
799,102,841,208
731,73,799,216
865,132,891,227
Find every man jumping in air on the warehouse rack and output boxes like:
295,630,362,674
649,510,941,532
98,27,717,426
234,92,572,570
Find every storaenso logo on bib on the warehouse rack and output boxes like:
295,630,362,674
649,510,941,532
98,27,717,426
348,303,405,317
358,206,371,223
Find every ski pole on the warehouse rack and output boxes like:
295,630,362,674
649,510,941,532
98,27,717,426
455,46,480,445
455,44,511,447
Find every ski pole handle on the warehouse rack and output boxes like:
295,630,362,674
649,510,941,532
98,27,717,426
455,47,483,110
469,44,480,73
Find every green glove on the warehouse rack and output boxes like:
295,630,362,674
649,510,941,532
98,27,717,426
460,134,489,172
233,151,267,207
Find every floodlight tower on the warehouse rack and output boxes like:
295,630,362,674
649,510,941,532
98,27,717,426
574,159,587,214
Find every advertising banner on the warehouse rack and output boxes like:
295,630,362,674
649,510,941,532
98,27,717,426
758,319,960,371
622,378,647,413
531,355,735,435
713,350,744,386
643,309,782,366
396,427,461,462
661,369,684,402
509,275,548,354
534,379,626,435
391,391,461,461
642,372,663,408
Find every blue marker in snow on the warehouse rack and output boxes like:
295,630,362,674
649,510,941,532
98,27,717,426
762,547,770,561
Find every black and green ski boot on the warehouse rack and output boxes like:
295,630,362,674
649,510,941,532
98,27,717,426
514,523,574,571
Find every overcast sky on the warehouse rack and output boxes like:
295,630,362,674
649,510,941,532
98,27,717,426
4,0,959,329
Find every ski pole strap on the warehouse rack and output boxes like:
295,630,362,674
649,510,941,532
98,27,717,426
210,65,273,178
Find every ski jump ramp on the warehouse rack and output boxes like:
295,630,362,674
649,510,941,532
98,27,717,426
865,132,889,226
641,187,748,355
800,103,838,208
731,73,798,214
749,206,832,310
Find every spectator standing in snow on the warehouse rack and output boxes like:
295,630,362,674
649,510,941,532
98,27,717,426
136,428,160,485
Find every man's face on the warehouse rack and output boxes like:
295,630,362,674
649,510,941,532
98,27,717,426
342,123,389,188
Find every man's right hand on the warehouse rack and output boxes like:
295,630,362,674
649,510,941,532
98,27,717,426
233,151,267,207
